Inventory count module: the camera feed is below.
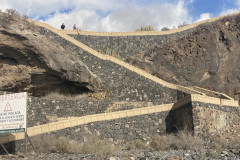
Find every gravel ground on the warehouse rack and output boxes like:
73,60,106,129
1,149,240,160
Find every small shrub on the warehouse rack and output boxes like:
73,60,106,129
5,8,33,30
150,131,204,151
150,134,173,150
209,136,228,151
44,92,88,100
76,136,117,158
6,9,21,19
126,139,149,150
32,134,117,157
55,136,71,153
31,134,56,153
161,27,170,31
207,149,221,159
111,50,123,60
98,48,123,60
135,25,155,31
178,22,189,28
173,131,204,150
88,91,108,100
228,136,240,149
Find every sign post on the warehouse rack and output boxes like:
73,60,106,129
0,92,27,155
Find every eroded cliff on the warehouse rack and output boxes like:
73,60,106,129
127,14,240,98
0,12,102,96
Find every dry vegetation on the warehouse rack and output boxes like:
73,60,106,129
3,8,37,31
97,48,123,60
43,92,88,100
135,25,155,31
150,131,204,151
126,139,149,150
43,90,109,101
30,130,240,157
209,134,240,151
31,134,119,158
5,9,28,20
161,27,170,31
88,90,109,100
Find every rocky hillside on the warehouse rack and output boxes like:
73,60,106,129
0,11,102,96
2,10,240,99
127,13,240,98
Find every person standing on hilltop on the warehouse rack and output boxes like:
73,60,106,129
73,24,76,30
61,23,65,30
77,27,81,34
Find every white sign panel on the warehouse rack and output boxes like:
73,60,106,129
0,92,27,133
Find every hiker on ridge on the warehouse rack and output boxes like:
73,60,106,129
61,23,65,30
73,24,76,30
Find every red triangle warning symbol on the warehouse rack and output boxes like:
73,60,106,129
4,102,12,112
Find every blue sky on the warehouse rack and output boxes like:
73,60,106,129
189,0,238,18
0,0,239,31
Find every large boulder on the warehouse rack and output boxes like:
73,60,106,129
0,11,102,96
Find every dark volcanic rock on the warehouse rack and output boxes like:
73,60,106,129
0,12,102,96
127,14,240,98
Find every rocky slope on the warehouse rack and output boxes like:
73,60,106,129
1,149,240,160
127,13,240,98
0,11,102,96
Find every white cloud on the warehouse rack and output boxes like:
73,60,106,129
219,9,239,16
217,0,240,17
0,0,193,32
45,0,192,32
45,10,102,31
195,13,211,22
0,1,11,11
0,0,125,18
103,1,192,31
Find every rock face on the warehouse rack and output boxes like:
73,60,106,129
0,12,102,96
127,14,240,98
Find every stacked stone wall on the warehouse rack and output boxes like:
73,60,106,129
165,95,240,138
192,102,240,138
49,111,170,143
68,31,192,60
38,27,188,104
1,92,239,154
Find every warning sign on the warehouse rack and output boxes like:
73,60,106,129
0,92,27,133
4,102,12,112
